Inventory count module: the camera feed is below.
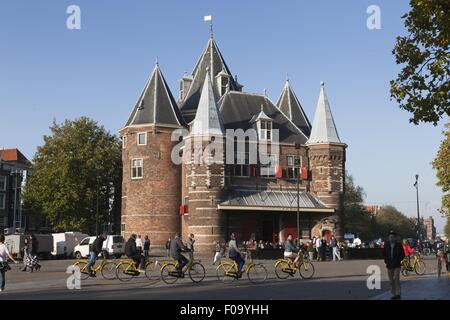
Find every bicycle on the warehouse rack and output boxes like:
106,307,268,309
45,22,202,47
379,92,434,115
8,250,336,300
73,257,117,280
160,257,206,284
400,252,426,276
274,252,315,279
216,251,268,284
115,258,161,283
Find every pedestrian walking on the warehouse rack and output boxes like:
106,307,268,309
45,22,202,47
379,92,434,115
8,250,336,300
187,233,195,261
143,235,150,260
136,235,143,254
331,236,341,261
0,234,18,292
21,234,30,271
165,238,171,257
382,230,405,300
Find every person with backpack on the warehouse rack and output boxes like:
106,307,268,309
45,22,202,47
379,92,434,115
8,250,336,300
0,235,18,292
125,234,145,271
86,234,106,277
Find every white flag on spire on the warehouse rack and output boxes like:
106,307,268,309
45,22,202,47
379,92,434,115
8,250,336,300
204,15,212,22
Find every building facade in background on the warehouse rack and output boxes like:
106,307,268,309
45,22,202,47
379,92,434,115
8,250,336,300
0,148,32,232
424,216,436,240
120,35,347,252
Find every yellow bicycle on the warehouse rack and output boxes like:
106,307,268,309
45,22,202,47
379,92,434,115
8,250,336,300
73,258,117,280
115,258,161,283
401,253,426,276
160,258,206,284
274,253,315,279
216,252,267,284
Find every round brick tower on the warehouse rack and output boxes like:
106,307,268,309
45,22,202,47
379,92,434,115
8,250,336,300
120,62,186,249
182,70,227,253
307,82,346,240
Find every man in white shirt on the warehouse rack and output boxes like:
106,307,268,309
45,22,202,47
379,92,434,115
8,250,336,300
136,235,143,254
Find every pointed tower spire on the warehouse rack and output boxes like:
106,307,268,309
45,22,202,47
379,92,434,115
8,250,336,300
276,78,312,136
191,68,225,136
125,63,186,127
307,82,341,144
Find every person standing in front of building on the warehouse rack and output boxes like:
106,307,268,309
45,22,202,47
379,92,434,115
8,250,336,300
383,230,405,300
315,237,323,261
165,238,171,257
136,235,143,255
186,233,195,261
0,235,18,292
143,235,150,262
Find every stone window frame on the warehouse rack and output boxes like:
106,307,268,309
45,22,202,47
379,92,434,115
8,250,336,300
258,120,272,141
137,132,147,146
286,155,301,180
260,153,277,178
122,135,127,149
131,158,144,180
0,176,6,191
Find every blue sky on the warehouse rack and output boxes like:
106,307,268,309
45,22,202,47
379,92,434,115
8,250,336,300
0,1,447,231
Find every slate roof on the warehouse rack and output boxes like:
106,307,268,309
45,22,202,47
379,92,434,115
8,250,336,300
180,38,239,123
219,91,308,144
191,70,225,136
220,187,331,211
307,82,341,144
276,79,312,137
125,63,186,127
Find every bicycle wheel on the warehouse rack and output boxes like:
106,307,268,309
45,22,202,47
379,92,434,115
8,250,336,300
274,260,291,280
161,263,179,284
100,261,117,280
144,261,160,283
247,264,268,283
414,260,426,275
299,261,315,279
116,262,135,282
188,262,206,283
74,261,90,280
216,262,237,283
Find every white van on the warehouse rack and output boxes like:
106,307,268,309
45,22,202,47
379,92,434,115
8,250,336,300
73,235,125,259
52,232,89,258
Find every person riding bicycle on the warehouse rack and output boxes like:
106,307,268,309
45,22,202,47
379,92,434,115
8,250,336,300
228,233,245,278
284,234,300,265
169,233,189,277
402,239,415,269
86,234,106,277
125,234,145,272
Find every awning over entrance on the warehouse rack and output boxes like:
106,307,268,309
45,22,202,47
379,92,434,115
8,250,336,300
219,188,334,213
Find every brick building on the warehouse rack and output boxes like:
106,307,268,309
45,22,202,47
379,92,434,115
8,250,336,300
424,216,436,240
0,148,32,231
120,35,347,252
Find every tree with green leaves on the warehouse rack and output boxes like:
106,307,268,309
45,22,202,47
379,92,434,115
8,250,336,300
432,124,450,218
23,117,122,234
343,173,377,240
390,0,450,125
375,205,417,239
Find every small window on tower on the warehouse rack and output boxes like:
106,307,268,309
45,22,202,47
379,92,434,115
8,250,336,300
131,159,143,179
122,135,127,149
319,167,324,175
137,132,147,146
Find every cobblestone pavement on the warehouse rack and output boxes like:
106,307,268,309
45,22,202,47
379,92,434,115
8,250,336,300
0,255,446,300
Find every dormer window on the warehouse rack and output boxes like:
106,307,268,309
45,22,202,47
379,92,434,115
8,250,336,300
259,120,272,141
215,71,230,97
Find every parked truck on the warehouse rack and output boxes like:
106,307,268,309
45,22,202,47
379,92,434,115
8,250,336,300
5,234,53,259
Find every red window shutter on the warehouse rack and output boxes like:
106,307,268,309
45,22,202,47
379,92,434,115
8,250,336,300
250,165,258,177
179,205,188,215
276,166,283,179
301,167,308,180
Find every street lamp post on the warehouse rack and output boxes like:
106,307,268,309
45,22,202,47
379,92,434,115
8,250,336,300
96,175,100,236
414,174,421,240
295,143,301,241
